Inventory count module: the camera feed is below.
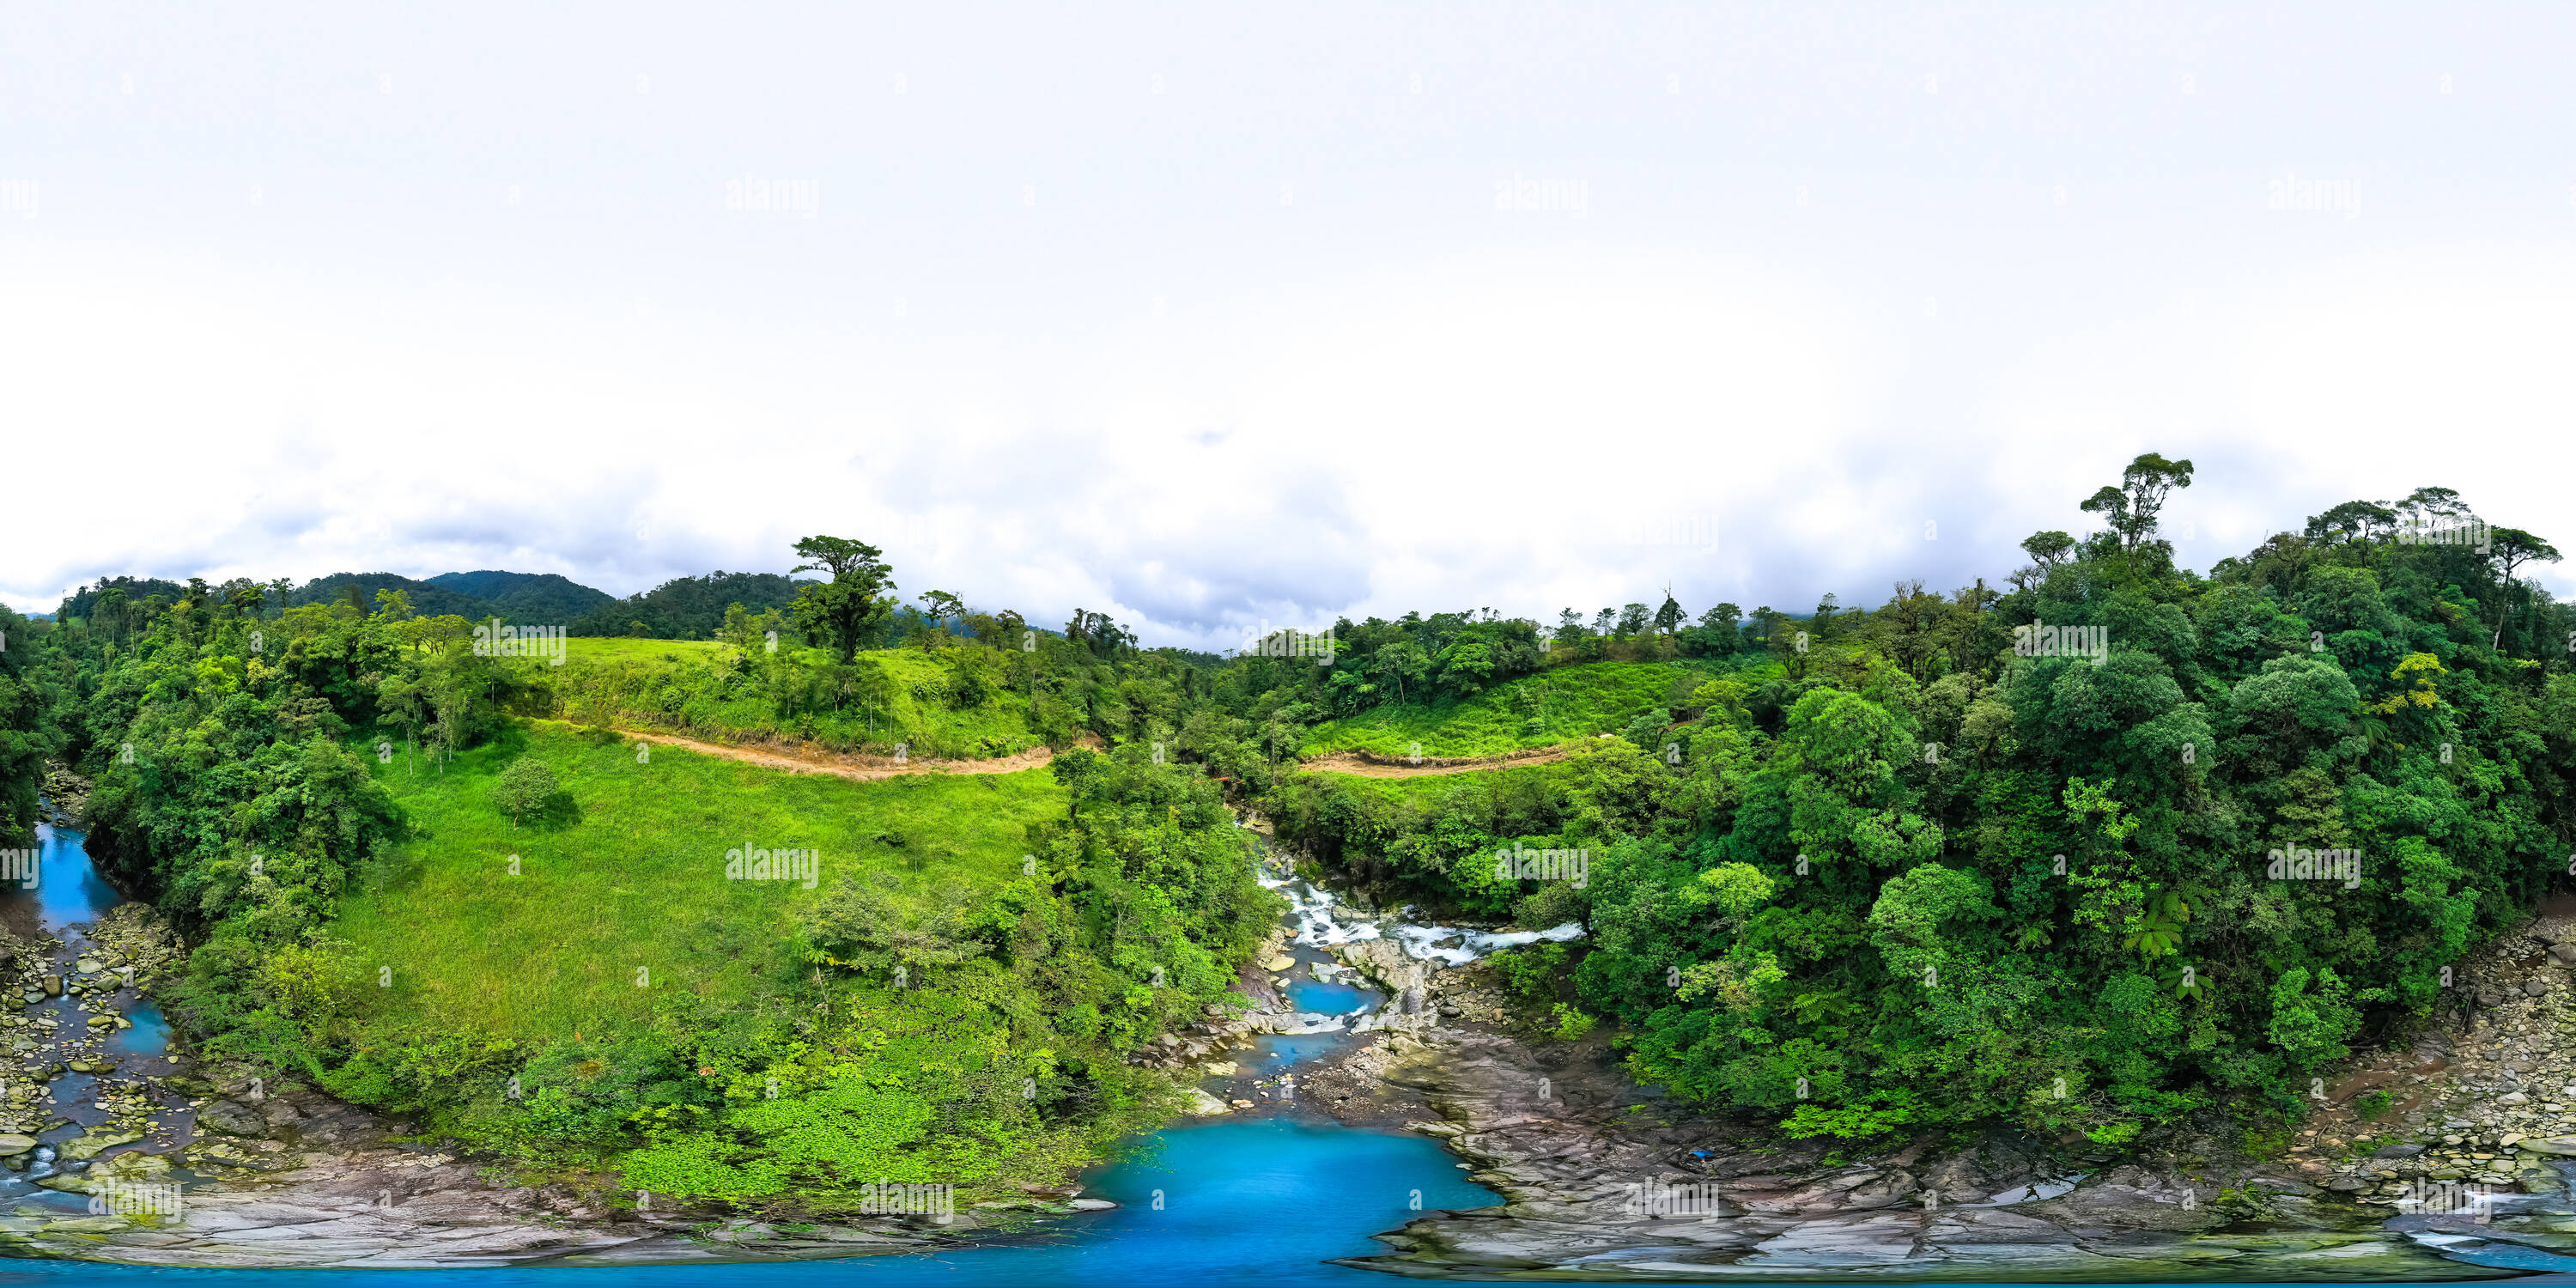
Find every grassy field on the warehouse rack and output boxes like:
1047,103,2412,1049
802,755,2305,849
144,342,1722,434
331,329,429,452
333,719,1066,1042
561,637,730,664
1297,658,1751,759
526,642,1042,759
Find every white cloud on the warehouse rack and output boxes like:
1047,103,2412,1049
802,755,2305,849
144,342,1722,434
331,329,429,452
5,235,2567,639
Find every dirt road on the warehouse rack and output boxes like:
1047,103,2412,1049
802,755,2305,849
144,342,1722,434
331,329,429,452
613,726,1059,782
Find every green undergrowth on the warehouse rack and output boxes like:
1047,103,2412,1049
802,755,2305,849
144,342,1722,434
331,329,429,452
1298,659,1756,760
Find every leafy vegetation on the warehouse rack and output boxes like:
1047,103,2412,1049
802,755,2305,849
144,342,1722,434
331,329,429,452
15,570,1273,1211
13,468,2573,1200
1261,465,2576,1146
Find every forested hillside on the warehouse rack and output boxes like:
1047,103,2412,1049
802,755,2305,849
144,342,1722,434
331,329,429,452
6,568,1272,1209
3,458,2571,1198
568,571,813,641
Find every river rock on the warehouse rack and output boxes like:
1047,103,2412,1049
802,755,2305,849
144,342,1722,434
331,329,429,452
1261,954,1295,972
58,1127,143,1160
0,1135,35,1157
74,958,100,975
2518,1136,2576,1156
1066,1198,1118,1211
1182,1088,1232,1116
194,1099,269,1138
36,1215,127,1233
40,977,60,998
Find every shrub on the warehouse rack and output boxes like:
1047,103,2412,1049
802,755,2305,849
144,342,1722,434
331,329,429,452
494,756,557,827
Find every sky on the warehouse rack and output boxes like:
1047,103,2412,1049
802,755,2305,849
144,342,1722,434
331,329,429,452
4,3,2572,647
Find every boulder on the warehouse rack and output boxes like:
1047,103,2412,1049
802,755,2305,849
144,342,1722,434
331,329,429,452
0,1135,36,1157
2518,1137,2576,1157
1181,1088,1232,1116
194,1099,270,1138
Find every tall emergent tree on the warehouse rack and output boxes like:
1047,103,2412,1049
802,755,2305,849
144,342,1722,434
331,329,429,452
789,536,898,664
2489,527,2563,648
2080,452,2194,571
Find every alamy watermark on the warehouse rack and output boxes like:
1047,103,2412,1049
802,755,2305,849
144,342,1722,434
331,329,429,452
471,619,567,665
1621,1181,1723,1217
2268,171,2359,217
1,179,35,220
1633,514,1721,550
1492,844,1589,889
1241,623,1336,666
0,849,33,890
858,1180,953,1223
726,175,818,219
2013,622,2108,665
2397,514,2492,554
2266,846,2361,890
725,842,819,889
2393,1180,2498,1224
89,1180,182,1218
1495,172,1587,218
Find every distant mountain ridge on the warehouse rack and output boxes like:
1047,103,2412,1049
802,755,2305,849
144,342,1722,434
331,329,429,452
568,570,815,641
54,568,811,641
423,570,617,622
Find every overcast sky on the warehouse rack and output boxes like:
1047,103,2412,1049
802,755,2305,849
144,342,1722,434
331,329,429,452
5,3,2572,645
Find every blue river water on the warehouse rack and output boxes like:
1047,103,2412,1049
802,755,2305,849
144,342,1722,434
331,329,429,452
0,1116,1491,1287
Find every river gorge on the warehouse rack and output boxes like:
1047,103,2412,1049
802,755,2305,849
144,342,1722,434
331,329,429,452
7,806,2576,1283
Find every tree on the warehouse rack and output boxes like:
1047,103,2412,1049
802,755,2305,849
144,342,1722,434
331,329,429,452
917,590,967,634
1809,592,1841,643
1615,603,1650,639
2079,452,2194,571
1653,589,1685,637
494,757,556,828
2489,528,2563,648
2020,531,2075,572
801,876,981,975
1697,604,1742,654
97,587,128,645
1554,608,1589,646
1370,640,1431,703
1049,746,1104,819
788,536,899,665
2303,500,2396,549
1066,609,1129,654
2394,486,2470,525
